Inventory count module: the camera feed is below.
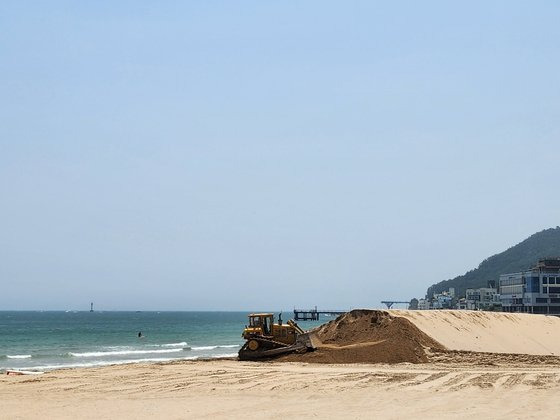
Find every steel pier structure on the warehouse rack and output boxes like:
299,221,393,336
293,307,347,321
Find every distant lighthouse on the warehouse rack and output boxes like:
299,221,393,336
90,302,94,312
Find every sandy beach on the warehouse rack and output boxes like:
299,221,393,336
2,357,560,419
3,310,560,419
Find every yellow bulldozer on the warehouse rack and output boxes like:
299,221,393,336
238,313,315,360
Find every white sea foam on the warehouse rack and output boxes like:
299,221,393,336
146,342,188,348
191,344,240,351
25,354,233,371
28,358,178,371
211,353,238,359
160,342,188,348
7,354,32,359
69,348,185,358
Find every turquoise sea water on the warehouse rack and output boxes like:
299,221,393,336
0,311,325,372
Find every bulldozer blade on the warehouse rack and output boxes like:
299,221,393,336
295,332,316,350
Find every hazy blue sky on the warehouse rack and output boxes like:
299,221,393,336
2,1,559,310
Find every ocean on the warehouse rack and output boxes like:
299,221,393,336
0,311,325,372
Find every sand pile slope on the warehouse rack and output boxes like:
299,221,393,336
394,310,560,356
282,309,444,364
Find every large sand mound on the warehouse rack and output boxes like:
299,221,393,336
394,310,560,356
282,309,560,364
282,309,444,364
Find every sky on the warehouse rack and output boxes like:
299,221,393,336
1,1,560,311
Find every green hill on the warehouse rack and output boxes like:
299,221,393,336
426,227,560,298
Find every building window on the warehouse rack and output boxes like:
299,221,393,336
543,277,548,284
550,278,556,285
536,298,548,303
543,287,548,294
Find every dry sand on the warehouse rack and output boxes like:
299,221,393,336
2,358,560,419
3,310,560,419
395,309,560,355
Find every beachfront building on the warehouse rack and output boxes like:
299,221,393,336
417,288,456,310
431,291,454,309
417,298,430,310
465,287,500,310
456,298,466,310
500,258,560,314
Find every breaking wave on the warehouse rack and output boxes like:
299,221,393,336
191,344,240,351
146,342,188,348
69,348,185,358
18,353,238,371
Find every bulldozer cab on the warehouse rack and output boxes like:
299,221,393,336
247,313,273,336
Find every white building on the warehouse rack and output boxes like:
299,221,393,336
465,287,499,310
417,298,430,310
